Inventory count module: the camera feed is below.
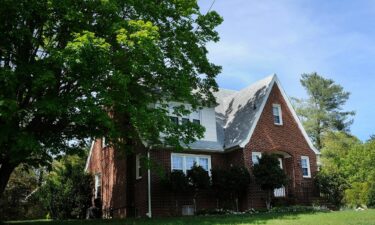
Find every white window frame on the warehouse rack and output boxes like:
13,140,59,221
94,173,101,198
278,158,283,169
170,153,211,175
272,104,283,125
102,137,107,148
301,156,311,178
136,153,142,179
252,152,262,165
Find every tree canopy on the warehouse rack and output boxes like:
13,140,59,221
317,131,375,208
0,0,222,196
293,73,355,149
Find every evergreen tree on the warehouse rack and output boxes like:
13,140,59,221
293,73,355,149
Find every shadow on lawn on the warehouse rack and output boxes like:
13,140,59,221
4,211,329,225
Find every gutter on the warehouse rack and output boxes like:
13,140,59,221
146,149,152,218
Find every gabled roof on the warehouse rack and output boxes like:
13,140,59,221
214,75,274,149
212,74,319,154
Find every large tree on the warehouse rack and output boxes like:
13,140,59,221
293,73,355,149
0,0,222,196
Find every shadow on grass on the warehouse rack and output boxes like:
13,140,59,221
4,211,330,225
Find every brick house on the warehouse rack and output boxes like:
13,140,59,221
85,75,320,218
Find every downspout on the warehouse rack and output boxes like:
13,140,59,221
146,149,152,218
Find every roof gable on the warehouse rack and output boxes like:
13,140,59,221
214,74,319,155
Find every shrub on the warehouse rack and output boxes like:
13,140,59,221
344,182,370,208
0,166,46,220
38,155,93,219
253,153,288,209
211,166,250,210
187,164,210,190
315,171,349,208
162,170,190,193
367,179,375,208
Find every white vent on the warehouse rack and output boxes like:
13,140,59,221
182,205,195,216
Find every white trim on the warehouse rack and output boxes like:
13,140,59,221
274,77,320,154
278,158,283,169
238,74,320,155
272,104,283,125
239,75,276,148
84,140,95,172
170,153,212,175
94,173,102,198
301,156,311,178
136,153,142,179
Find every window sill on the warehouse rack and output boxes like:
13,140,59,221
274,123,283,126
302,176,311,179
136,176,142,180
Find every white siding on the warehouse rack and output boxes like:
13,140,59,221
200,107,217,141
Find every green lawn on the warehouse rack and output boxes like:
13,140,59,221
5,210,375,225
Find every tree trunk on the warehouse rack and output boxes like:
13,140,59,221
266,190,272,210
0,161,16,198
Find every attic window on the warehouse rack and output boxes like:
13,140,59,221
272,104,283,125
170,116,178,125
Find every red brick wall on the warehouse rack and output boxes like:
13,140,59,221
148,149,228,217
87,139,128,218
243,83,318,208
87,82,319,217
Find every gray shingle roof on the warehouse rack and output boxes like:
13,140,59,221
215,75,275,149
188,75,275,151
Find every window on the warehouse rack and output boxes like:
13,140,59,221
181,118,189,124
170,116,178,125
199,157,209,171
186,156,196,170
94,173,101,198
171,155,183,171
272,104,283,125
193,119,200,125
168,104,201,125
136,154,142,179
301,156,311,178
252,152,262,165
171,153,211,175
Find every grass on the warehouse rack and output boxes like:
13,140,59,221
5,209,375,225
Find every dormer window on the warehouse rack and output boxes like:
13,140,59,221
170,116,178,125
193,119,200,125
168,104,201,125
272,104,283,125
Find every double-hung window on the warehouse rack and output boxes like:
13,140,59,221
272,104,283,125
171,153,211,175
252,152,262,165
301,156,311,178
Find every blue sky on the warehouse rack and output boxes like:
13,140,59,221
199,0,375,141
